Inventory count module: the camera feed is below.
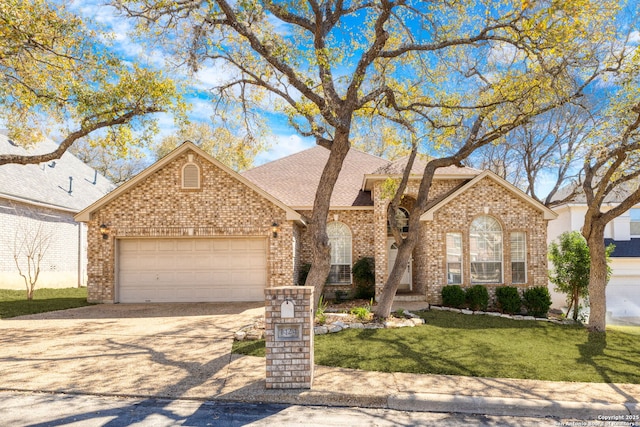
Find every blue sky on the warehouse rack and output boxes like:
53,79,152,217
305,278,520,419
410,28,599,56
69,0,315,166
68,0,638,171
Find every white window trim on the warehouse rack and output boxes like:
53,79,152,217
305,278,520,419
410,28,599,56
446,232,463,285
327,221,352,284
469,215,503,284
510,231,527,284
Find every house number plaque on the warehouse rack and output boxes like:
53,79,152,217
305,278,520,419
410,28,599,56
275,324,302,341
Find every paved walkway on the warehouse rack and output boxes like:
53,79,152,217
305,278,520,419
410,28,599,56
1,303,638,421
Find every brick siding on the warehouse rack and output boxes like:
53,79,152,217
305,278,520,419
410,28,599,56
85,150,295,303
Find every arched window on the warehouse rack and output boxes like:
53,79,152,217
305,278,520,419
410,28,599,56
387,207,409,234
327,221,352,283
469,216,502,284
182,163,200,189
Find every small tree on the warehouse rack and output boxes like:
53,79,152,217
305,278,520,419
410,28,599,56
13,222,53,300
549,231,613,322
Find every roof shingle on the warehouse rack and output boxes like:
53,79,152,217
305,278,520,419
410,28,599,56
242,146,390,207
0,132,113,212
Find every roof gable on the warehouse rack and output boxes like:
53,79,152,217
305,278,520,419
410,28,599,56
75,141,303,223
420,171,558,221
0,132,113,212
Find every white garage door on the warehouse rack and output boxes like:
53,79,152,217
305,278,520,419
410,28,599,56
118,238,267,303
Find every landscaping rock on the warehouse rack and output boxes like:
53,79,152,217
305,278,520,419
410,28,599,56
430,305,445,311
234,331,247,341
246,330,264,340
500,314,512,319
349,323,364,329
314,326,328,335
333,321,348,329
461,309,473,315
523,316,536,321
513,315,524,320
487,312,502,317
328,324,343,333
385,319,415,328
410,318,425,326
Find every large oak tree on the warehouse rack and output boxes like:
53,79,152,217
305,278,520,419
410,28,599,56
0,0,182,166
115,0,621,311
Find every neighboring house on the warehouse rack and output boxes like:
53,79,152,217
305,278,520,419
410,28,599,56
548,194,640,320
0,131,112,290
75,141,556,304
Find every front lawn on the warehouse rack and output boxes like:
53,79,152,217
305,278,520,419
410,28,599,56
233,310,640,384
0,288,91,318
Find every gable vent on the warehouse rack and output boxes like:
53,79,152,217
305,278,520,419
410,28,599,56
182,163,200,189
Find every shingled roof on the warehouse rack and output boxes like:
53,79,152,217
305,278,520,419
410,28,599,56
372,155,481,176
242,146,390,207
0,131,113,212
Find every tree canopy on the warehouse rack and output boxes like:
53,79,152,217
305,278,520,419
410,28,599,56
0,0,183,166
114,0,625,311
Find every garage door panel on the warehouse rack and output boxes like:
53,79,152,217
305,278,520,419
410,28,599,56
118,238,267,303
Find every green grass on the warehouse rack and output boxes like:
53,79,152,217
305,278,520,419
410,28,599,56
233,310,640,384
0,287,91,318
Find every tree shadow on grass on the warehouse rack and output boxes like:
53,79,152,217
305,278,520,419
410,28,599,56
577,331,639,402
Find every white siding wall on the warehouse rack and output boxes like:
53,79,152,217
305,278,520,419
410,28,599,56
0,198,86,290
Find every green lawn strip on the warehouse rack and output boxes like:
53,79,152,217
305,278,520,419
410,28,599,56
232,310,640,384
0,288,91,318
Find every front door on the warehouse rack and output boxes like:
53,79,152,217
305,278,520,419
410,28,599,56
387,238,412,292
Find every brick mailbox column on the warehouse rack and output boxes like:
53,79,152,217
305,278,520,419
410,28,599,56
265,286,314,389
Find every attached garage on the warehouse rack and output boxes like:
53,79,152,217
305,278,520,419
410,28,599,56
117,238,267,303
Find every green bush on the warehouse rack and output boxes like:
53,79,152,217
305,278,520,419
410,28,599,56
495,286,522,314
352,257,375,300
523,286,552,318
350,306,372,321
465,285,489,311
334,289,349,303
442,285,466,308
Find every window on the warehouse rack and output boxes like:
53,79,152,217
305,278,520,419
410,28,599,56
511,232,526,284
387,207,409,234
469,216,503,284
327,221,352,283
182,163,200,189
631,209,640,236
446,232,462,284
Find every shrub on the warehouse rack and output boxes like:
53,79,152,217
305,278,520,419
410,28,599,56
495,286,522,314
334,289,349,303
350,306,372,321
315,295,328,325
352,257,375,300
465,285,489,311
442,285,466,308
523,286,552,318
298,263,311,285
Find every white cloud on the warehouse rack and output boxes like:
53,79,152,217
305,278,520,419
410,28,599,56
255,134,314,165
629,31,640,45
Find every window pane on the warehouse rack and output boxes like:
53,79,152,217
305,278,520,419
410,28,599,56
327,222,352,283
471,262,502,283
446,232,462,284
470,216,502,284
512,262,526,284
510,232,526,284
631,210,640,235
447,262,462,284
328,264,351,283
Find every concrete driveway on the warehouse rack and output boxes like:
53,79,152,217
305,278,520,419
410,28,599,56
0,303,266,400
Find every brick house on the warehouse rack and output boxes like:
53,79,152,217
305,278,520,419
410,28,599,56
76,141,556,304
0,131,112,289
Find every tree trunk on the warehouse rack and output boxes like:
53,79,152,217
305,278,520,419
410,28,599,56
585,224,607,332
374,234,417,318
305,132,351,310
